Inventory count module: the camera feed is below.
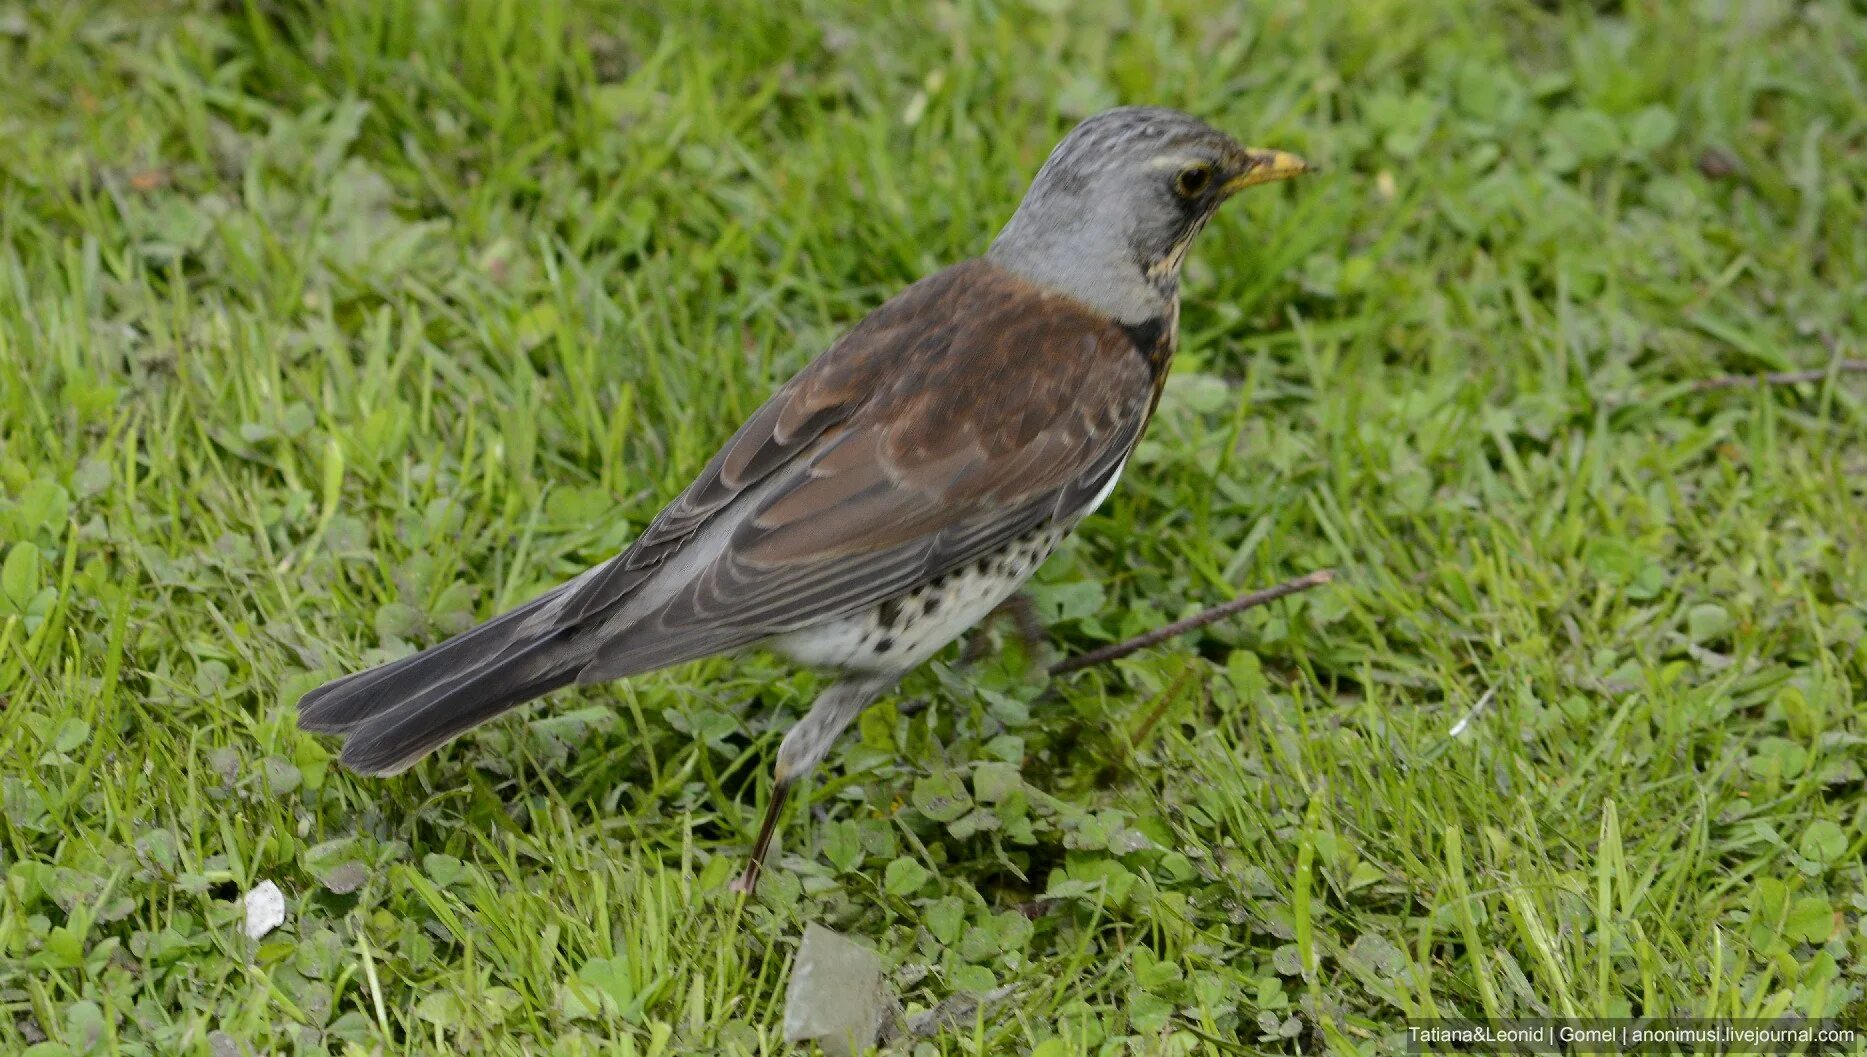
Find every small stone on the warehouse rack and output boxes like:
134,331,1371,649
899,984,1017,1039
242,880,285,940
783,923,891,1057
321,862,368,895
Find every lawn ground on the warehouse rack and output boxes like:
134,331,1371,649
2,1,1865,1054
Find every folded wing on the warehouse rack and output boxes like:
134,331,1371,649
559,258,1156,681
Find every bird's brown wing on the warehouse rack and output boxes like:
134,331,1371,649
555,258,1160,681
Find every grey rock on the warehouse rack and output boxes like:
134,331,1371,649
783,923,890,1057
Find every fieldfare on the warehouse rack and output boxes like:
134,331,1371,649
297,107,1308,892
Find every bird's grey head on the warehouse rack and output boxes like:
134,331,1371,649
987,107,1307,324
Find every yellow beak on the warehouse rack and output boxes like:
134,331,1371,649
1222,149,1311,193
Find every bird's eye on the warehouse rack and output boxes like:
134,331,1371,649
1174,164,1213,198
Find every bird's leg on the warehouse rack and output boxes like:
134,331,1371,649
960,591,1048,664
1001,591,1046,653
731,780,791,896
732,674,896,895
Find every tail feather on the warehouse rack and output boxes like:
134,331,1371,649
298,589,564,733
336,639,578,775
296,588,582,774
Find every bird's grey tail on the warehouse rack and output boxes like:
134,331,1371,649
296,589,582,776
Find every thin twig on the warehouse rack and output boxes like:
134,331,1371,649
1691,360,1867,393
1048,568,1336,676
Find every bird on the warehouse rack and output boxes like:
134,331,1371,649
296,106,1308,893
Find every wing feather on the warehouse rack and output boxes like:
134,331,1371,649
562,258,1158,681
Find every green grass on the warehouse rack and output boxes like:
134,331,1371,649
3,0,1865,1053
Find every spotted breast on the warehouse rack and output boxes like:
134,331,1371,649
764,455,1127,673
764,521,1069,672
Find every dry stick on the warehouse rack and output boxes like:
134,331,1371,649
1691,359,1867,393
1048,568,1336,676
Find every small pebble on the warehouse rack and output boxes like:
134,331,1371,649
242,880,285,940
